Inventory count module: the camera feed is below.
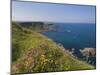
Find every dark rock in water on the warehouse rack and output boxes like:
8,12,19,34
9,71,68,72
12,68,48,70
87,56,96,66
71,48,83,59
70,48,96,66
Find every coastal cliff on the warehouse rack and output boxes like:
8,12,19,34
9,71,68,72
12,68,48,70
12,22,94,74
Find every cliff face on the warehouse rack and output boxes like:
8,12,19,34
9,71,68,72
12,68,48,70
80,48,96,57
80,48,96,66
12,22,94,74
17,22,55,32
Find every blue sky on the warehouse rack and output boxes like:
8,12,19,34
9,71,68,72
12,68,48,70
12,1,96,23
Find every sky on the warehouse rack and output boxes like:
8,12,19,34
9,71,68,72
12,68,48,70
12,1,96,23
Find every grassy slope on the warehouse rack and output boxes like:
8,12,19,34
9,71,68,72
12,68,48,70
12,22,94,74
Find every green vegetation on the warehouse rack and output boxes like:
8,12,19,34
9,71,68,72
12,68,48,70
19,22,45,32
12,22,94,74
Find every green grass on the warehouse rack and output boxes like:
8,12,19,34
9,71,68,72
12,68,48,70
12,22,94,74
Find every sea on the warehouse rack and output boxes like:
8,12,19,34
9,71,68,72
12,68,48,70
43,23,96,49
42,23,96,66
